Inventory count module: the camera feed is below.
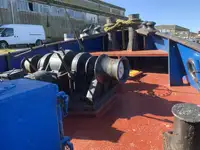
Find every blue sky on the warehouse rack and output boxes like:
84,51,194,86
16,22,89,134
104,0,199,32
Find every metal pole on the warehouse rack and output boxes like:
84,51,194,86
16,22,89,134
10,0,15,24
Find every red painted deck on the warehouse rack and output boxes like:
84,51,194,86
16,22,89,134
63,73,200,150
90,50,168,57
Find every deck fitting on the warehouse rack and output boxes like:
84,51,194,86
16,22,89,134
163,103,200,150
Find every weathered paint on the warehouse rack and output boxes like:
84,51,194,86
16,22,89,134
0,31,200,92
91,50,168,57
0,34,105,72
63,73,200,150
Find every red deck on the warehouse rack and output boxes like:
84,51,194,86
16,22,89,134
90,50,168,57
63,73,200,150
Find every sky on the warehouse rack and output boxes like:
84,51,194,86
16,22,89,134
104,0,199,32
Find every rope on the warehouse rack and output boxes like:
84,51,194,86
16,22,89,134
104,19,142,32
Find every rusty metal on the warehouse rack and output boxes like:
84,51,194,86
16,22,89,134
90,50,168,57
64,73,200,150
163,103,200,150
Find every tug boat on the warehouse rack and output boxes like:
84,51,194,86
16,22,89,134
0,14,200,150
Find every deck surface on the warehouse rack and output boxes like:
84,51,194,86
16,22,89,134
90,50,168,57
63,73,200,150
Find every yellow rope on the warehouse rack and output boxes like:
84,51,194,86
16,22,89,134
104,19,141,32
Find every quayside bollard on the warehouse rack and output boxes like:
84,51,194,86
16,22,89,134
106,17,119,50
127,14,141,51
163,103,200,150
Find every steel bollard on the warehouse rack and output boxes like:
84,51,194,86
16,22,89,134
141,21,148,29
127,14,141,51
146,21,157,33
163,103,200,150
94,25,101,34
106,17,119,50
80,28,90,38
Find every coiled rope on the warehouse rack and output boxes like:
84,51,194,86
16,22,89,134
104,19,142,32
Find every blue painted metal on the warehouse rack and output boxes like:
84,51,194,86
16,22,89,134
151,35,169,52
59,40,80,52
0,79,73,150
116,30,128,50
168,40,186,86
144,35,156,50
0,34,106,72
0,30,199,92
0,55,8,72
57,91,74,150
82,35,106,52
176,43,200,90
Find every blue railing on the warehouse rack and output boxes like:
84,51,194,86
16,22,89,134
0,33,107,72
0,30,200,92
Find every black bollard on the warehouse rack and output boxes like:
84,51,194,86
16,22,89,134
127,14,141,51
94,25,101,34
163,103,200,150
106,17,119,50
146,21,157,33
80,28,90,38
141,21,148,29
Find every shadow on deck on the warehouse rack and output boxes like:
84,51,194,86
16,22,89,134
63,74,181,143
